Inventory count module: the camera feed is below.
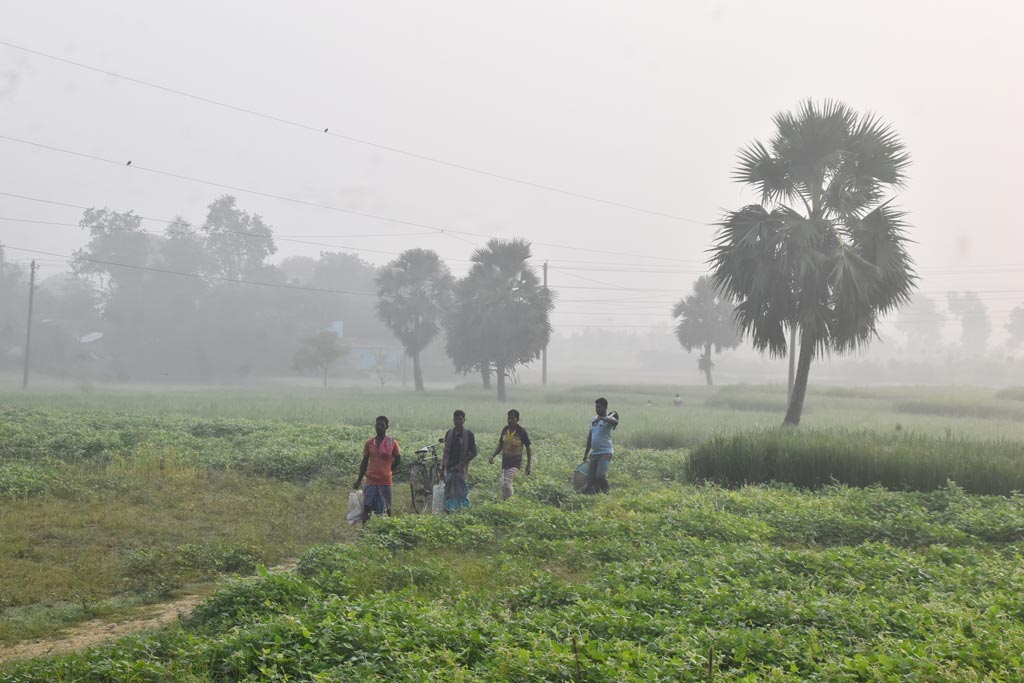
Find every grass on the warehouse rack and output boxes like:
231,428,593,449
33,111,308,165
0,471,350,641
688,428,1024,494
3,380,1024,674
5,485,1024,681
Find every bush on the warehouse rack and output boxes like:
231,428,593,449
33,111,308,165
893,400,1024,421
995,387,1024,401
687,429,1024,495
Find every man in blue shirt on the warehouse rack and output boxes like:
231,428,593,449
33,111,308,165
582,397,619,494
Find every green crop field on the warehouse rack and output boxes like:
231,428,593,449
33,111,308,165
2,383,1024,681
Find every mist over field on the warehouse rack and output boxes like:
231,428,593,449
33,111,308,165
5,3,1024,680
1,2,1022,397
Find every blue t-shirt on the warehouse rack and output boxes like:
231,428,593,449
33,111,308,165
589,416,616,456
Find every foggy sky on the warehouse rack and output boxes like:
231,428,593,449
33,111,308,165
1,0,1022,340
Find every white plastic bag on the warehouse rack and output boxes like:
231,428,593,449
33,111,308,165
346,490,363,525
431,482,445,514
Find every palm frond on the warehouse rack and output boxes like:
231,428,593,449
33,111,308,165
849,113,911,186
771,99,855,200
846,203,917,314
734,141,794,205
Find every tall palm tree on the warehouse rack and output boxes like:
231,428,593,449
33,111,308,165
445,276,493,389
672,276,741,386
709,100,917,426
446,238,552,402
376,249,453,392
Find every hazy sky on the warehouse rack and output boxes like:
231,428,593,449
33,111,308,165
1,0,1021,339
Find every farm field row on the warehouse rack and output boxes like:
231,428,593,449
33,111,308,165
4,483,1024,681
1,383,1023,678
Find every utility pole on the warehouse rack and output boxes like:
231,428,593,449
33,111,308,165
542,260,548,385
22,260,37,390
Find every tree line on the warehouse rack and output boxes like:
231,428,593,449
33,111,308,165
7,100,1023,424
0,199,555,401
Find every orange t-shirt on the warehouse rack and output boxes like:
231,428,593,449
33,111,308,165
364,436,400,486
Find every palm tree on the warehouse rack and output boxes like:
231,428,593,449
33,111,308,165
445,276,493,389
446,238,552,402
375,249,453,391
709,100,916,426
672,276,741,386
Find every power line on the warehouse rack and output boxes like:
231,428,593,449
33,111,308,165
1,244,377,296
0,134,456,234
0,39,708,225
0,214,426,257
0,137,704,266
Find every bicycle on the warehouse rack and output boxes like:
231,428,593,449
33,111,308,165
409,437,444,514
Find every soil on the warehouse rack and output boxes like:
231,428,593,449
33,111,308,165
0,593,205,663
0,561,298,664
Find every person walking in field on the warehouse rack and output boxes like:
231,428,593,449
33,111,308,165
489,408,532,499
353,415,401,523
442,409,478,512
582,397,618,494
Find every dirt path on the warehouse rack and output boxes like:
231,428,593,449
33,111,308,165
0,561,298,664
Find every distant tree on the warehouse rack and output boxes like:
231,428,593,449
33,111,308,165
445,276,492,389
0,244,26,360
947,291,991,351
309,252,390,342
672,276,741,386
373,348,390,388
278,255,317,284
447,239,553,402
1007,306,1024,349
71,201,293,381
895,294,944,351
375,249,453,392
71,207,152,293
201,195,276,280
293,331,349,388
709,100,917,427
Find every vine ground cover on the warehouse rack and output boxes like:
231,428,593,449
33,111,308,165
2,384,1024,679
4,485,1024,681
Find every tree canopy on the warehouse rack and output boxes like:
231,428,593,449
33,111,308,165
375,249,453,392
672,276,741,385
709,100,917,426
1007,306,1024,349
895,294,944,351
947,291,991,351
292,330,349,388
446,238,552,402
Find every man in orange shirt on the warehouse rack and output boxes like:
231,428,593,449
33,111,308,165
353,415,401,523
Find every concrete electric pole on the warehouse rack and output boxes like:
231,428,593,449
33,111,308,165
22,259,37,390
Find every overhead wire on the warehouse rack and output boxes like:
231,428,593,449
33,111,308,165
0,39,708,225
1,244,377,296
12,187,1020,281
0,214,429,258
0,136,705,266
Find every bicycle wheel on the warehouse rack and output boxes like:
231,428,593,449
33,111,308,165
409,464,432,514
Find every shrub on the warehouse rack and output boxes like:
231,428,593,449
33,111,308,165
995,387,1024,401
893,399,1024,421
687,429,1024,495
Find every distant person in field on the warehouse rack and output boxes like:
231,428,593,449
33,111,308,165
489,408,532,499
353,415,401,523
582,397,618,494
673,393,683,407
442,409,478,512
